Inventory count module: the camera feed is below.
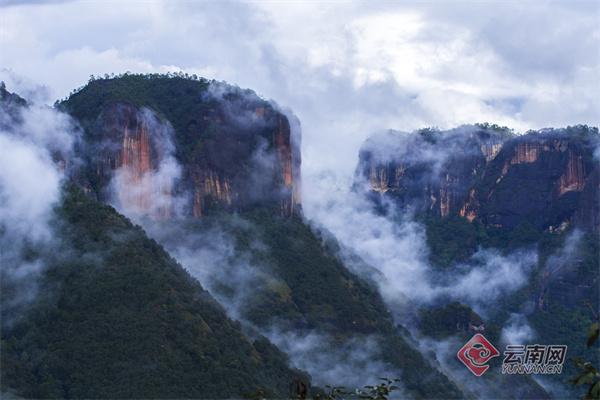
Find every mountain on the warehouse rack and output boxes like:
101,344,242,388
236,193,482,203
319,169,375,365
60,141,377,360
0,84,311,398
0,81,27,130
1,77,465,399
1,185,308,399
151,211,465,398
355,124,599,397
59,74,300,218
56,75,464,398
3,74,596,399
357,124,599,233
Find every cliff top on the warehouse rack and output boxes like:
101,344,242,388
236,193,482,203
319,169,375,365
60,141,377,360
360,123,599,163
57,73,276,132
58,74,290,165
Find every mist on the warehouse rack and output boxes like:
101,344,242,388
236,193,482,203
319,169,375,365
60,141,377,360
107,106,184,220
304,172,537,318
0,92,79,318
501,313,535,345
265,328,403,394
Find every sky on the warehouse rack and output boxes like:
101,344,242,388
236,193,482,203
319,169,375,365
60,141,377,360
1,0,599,195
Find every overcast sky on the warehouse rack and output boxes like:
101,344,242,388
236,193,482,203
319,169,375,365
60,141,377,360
1,0,599,194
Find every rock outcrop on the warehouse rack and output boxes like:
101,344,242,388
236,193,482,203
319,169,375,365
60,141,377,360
64,76,301,218
357,126,507,219
86,103,175,218
357,125,599,232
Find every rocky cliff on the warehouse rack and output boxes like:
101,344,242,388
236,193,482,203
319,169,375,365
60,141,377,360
61,75,301,218
84,103,175,218
358,124,598,399
357,124,599,232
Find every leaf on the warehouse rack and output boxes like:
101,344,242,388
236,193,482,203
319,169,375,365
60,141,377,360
575,371,596,386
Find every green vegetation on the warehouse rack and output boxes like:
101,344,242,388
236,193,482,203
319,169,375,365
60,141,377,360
169,210,464,399
523,124,600,139
0,81,27,125
314,378,402,400
0,188,465,399
474,122,515,136
423,210,599,397
572,322,600,399
0,186,307,399
419,302,485,340
58,73,277,165
424,215,549,268
424,216,488,268
58,72,211,122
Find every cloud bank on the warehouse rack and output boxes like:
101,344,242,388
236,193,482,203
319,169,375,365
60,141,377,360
0,97,79,318
0,1,598,188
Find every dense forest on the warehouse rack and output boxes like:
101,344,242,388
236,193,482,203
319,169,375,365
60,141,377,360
1,186,306,398
153,210,464,398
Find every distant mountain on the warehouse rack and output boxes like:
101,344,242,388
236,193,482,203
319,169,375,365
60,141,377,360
355,124,599,397
0,82,27,130
356,124,599,232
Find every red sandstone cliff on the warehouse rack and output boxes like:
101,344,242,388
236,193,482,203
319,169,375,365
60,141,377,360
359,126,599,232
84,99,301,219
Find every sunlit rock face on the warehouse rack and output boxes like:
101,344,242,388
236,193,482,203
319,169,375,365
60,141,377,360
67,77,301,218
357,125,599,232
85,103,177,219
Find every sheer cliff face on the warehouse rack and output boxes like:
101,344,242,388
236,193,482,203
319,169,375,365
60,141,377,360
185,104,301,218
85,104,176,219
358,128,505,219
466,134,598,232
358,126,599,232
77,92,301,219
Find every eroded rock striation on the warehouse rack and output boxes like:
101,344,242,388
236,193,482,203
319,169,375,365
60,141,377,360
357,125,599,232
63,76,301,218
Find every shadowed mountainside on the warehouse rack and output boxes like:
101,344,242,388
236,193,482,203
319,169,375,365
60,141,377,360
0,186,308,399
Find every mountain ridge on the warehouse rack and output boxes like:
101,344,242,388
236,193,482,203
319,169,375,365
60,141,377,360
357,124,599,232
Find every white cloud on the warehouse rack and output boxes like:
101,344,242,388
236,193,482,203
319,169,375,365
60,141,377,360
501,313,535,345
0,97,78,318
304,174,537,320
0,133,60,241
1,1,597,188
